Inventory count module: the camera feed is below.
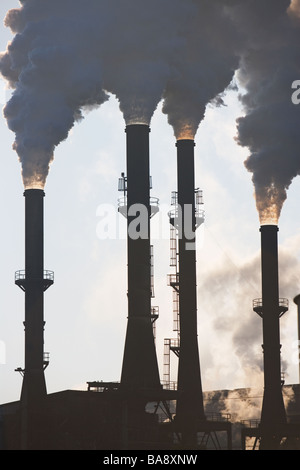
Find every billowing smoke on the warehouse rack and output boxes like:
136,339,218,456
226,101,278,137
1,0,299,210
162,0,242,141
0,1,109,189
100,0,193,127
198,252,263,388
0,1,243,189
233,0,300,225
198,235,300,389
0,0,193,188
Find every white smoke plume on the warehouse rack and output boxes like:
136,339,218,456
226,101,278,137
198,233,300,388
233,0,300,225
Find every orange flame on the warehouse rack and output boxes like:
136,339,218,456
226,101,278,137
255,182,286,226
258,204,279,226
176,123,196,141
23,172,46,190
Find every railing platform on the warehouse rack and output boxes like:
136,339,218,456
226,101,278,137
15,270,54,291
253,298,289,318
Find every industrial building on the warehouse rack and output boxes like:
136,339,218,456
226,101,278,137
0,124,300,450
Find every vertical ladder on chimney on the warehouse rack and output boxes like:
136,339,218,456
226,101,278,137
150,244,159,344
163,187,205,390
151,306,159,344
118,169,160,380
163,216,181,390
150,244,155,299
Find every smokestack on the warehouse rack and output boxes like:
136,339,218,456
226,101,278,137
120,124,161,392
256,225,287,449
293,294,300,383
175,139,205,442
15,189,53,448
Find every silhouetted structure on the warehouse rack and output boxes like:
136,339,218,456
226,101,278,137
258,225,287,449
120,124,161,392
166,140,232,449
3,138,300,450
114,124,176,448
242,225,300,449
174,140,205,444
0,129,179,450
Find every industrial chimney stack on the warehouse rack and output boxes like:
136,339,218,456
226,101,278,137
174,139,205,444
15,189,53,448
254,225,287,449
120,124,161,393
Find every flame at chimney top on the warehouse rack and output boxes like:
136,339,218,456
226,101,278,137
24,178,46,191
173,121,198,142
18,147,54,191
255,181,286,227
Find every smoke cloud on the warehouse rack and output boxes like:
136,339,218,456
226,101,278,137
0,1,109,188
0,0,192,188
100,0,193,127
0,0,243,189
233,0,300,225
198,235,300,389
0,0,299,224
162,0,242,141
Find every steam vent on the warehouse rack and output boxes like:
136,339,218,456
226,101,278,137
1,0,300,455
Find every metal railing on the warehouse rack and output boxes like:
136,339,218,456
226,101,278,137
195,189,204,205
118,196,159,219
167,273,179,286
168,207,205,222
206,412,232,423
161,380,178,391
15,270,54,282
253,298,289,310
43,352,50,370
240,419,260,429
118,196,159,208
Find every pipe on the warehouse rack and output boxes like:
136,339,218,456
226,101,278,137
120,124,161,391
14,189,54,449
21,189,47,403
175,140,205,440
259,225,287,448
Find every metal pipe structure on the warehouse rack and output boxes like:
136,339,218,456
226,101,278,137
21,189,47,401
120,124,161,392
15,189,53,448
175,139,205,444
258,225,287,449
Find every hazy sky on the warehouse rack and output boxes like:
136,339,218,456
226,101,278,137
0,0,300,407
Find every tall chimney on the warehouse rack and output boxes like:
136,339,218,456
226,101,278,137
15,189,53,448
120,124,161,392
257,225,287,449
175,139,205,444
293,294,300,383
